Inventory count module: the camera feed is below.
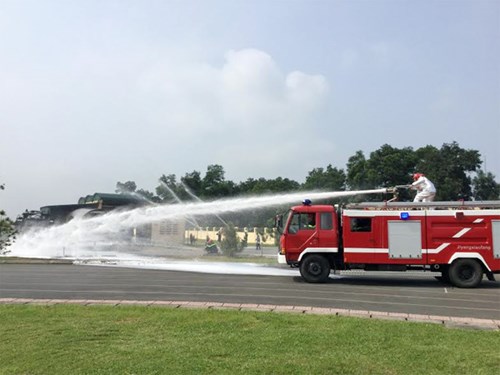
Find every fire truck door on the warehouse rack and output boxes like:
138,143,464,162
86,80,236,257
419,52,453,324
317,211,337,248
387,220,423,260
343,216,377,263
286,212,319,253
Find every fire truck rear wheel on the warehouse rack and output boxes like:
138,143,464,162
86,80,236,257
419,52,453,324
300,255,330,283
448,259,483,288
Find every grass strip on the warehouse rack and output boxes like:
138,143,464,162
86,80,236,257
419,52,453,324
0,304,499,374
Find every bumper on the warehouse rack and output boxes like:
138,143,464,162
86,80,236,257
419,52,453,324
277,253,287,264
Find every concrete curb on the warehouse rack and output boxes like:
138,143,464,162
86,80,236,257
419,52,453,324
1,298,498,331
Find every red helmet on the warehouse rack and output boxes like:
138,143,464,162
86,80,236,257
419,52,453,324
413,173,423,180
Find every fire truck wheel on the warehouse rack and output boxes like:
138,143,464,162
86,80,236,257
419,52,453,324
299,255,330,283
448,259,483,288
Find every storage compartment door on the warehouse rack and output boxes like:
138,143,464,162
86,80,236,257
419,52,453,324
493,220,500,259
388,220,422,259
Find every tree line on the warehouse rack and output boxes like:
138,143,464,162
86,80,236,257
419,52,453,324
117,142,499,204
113,142,499,230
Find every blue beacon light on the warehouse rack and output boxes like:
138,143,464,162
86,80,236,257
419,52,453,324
400,212,410,220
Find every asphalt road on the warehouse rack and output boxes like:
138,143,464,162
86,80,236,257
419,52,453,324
1,263,499,321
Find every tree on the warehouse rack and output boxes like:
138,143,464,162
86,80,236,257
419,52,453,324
303,164,346,191
345,142,491,202
365,145,417,188
115,181,137,193
0,184,16,253
415,142,481,200
345,150,389,202
156,174,199,202
238,177,300,194
346,151,369,190
229,177,301,229
201,165,236,198
219,223,242,257
136,189,161,203
357,145,418,201
181,171,203,198
472,170,500,200
156,174,183,202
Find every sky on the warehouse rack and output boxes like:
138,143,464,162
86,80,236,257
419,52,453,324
1,0,499,218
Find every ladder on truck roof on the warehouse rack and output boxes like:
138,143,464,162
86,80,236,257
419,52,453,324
345,200,500,210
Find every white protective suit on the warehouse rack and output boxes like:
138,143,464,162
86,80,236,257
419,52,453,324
411,175,436,202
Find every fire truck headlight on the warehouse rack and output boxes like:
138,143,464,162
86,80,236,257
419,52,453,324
400,212,410,220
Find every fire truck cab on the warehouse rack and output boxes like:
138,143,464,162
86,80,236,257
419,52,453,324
277,200,500,288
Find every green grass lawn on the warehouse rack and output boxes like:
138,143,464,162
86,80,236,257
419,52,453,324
0,304,498,375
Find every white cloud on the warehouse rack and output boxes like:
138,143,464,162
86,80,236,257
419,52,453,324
286,71,329,109
222,49,283,95
134,48,330,138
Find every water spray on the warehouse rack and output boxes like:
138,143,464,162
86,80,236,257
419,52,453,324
5,188,389,277
159,180,199,228
180,181,228,227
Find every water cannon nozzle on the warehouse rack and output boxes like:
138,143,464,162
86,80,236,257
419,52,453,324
387,185,411,193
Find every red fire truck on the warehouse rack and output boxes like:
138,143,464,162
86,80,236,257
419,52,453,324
276,199,500,288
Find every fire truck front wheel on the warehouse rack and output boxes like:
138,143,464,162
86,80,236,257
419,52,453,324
300,255,330,283
448,259,483,288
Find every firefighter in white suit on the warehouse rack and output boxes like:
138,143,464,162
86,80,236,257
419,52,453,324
411,173,436,202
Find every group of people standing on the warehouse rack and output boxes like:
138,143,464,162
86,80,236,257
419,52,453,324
203,229,264,251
